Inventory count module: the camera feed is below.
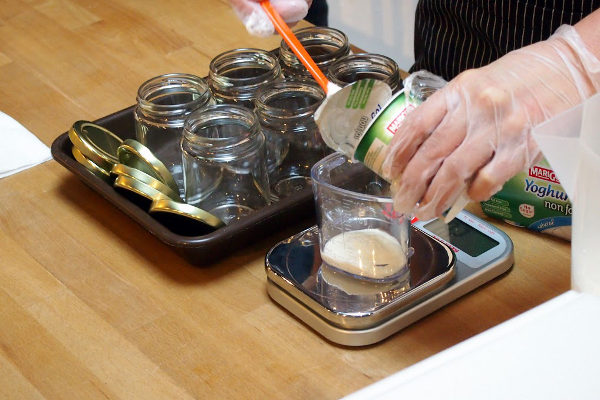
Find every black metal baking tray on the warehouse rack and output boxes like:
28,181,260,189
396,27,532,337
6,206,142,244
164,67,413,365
51,105,316,266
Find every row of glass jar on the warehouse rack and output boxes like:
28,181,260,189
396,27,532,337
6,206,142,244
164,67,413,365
208,26,402,106
133,27,402,224
134,75,328,224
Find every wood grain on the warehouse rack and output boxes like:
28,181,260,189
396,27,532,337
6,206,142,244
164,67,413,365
0,1,571,398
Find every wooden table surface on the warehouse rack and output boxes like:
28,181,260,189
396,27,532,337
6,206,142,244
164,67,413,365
0,1,572,398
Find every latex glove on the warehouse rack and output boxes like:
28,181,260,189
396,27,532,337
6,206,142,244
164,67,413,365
382,24,600,221
229,0,312,37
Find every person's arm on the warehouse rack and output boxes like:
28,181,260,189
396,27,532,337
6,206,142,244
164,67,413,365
383,8,600,221
575,10,600,57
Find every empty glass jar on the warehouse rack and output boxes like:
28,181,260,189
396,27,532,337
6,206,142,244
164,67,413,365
254,80,329,198
328,53,402,93
134,73,214,197
279,27,350,81
208,48,282,109
181,104,271,224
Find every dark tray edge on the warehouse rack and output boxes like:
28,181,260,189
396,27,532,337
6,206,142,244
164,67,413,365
51,106,315,265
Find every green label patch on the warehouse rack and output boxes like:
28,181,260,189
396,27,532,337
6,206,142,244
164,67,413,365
345,79,376,110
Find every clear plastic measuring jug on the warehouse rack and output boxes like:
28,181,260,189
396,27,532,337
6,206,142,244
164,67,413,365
311,152,413,286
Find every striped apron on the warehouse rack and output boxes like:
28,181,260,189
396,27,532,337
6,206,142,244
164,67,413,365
411,0,600,80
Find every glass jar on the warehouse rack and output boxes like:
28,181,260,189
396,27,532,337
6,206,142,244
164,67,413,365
134,73,214,197
328,53,402,93
208,48,282,109
254,80,329,198
181,104,271,224
279,27,350,81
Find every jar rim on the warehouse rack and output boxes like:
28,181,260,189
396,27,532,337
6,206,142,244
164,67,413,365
183,104,261,150
254,80,325,120
329,53,399,73
327,53,401,90
279,27,350,66
209,48,280,83
208,48,282,104
136,73,212,116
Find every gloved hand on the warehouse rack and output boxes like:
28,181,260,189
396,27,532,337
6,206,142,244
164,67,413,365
382,24,600,221
229,0,312,37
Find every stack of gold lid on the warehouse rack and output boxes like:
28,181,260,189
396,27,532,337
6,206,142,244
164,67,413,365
116,139,180,196
68,121,224,235
149,197,224,236
69,120,121,181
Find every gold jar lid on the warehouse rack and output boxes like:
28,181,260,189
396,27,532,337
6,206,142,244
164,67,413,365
149,197,224,236
69,121,122,171
71,145,112,182
113,174,167,210
110,163,181,201
117,139,179,195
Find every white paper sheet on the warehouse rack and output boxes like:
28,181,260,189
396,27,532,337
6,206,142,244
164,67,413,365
0,111,52,178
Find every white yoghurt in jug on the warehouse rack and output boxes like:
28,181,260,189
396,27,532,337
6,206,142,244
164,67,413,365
321,228,408,280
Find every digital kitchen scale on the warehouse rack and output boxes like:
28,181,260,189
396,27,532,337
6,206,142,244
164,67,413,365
265,210,514,346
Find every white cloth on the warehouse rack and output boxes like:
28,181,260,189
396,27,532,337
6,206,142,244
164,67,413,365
0,111,52,178
345,290,600,400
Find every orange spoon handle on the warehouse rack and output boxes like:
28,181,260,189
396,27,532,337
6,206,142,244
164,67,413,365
260,0,330,93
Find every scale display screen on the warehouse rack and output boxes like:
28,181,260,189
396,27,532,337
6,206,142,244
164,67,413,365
424,218,499,257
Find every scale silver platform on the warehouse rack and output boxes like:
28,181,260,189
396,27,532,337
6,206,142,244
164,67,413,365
265,210,514,346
